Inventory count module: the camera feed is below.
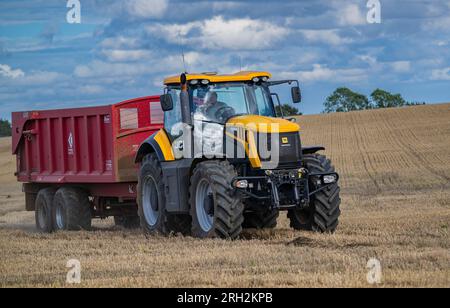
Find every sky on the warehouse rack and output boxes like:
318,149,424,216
0,0,449,120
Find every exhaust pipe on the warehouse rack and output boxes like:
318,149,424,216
180,73,192,126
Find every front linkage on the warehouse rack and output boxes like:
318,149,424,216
233,168,339,210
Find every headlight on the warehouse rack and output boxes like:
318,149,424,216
201,79,210,85
233,180,249,189
323,175,337,184
252,77,260,83
190,79,199,85
261,76,269,82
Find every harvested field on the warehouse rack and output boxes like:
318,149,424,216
1,103,449,288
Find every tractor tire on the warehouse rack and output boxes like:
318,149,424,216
114,215,140,229
288,154,341,233
243,209,279,229
137,154,170,235
35,188,56,233
189,161,244,239
52,187,92,231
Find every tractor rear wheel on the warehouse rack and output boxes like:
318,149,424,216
243,209,279,229
189,161,244,239
35,188,56,233
288,154,341,233
52,187,92,231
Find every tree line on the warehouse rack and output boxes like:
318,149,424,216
274,87,424,117
0,119,12,137
323,88,425,113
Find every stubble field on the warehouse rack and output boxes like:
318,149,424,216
0,103,449,288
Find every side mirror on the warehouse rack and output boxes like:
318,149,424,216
160,94,174,112
291,86,302,104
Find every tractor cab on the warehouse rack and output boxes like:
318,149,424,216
161,72,301,127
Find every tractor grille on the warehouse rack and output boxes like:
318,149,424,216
257,132,302,169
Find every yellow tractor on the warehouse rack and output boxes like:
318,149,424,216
135,72,341,239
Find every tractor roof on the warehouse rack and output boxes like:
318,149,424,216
164,71,272,85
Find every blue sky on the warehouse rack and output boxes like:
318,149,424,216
1,0,449,120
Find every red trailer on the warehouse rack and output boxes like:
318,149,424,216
12,96,164,232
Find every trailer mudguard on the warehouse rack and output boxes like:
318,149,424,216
135,129,175,163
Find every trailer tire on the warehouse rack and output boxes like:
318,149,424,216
189,161,244,239
288,154,341,233
243,209,279,229
137,154,171,236
114,216,140,229
52,187,92,231
35,188,56,233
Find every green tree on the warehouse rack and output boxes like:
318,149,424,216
370,89,407,108
323,87,371,113
405,101,426,106
275,104,302,116
0,119,12,137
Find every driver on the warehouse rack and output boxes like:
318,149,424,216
202,91,231,121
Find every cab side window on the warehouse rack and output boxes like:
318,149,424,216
164,88,183,139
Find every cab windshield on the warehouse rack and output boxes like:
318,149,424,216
191,83,276,123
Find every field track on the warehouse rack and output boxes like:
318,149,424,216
1,103,449,288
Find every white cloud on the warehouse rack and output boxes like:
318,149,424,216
100,36,140,49
102,49,153,62
279,64,367,83
358,55,378,67
434,40,449,47
211,1,243,11
148,16,290,50
0,64,63,86
299,29,353,45
356,56,412,75
79,85,105,94
0,64,25,79
430,67,450,81
423,17,450,31
337,4,366,26
125,0,168,19
21,71,62,85
74,61,147,78
391,61,411,73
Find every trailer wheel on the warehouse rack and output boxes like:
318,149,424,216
52,187,92,231
35,188,56,233
189,161,244,240
288,154,341,233
243,209,279,229
114,216,140,229
137,154,171,236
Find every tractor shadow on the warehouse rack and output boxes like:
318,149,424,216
240,229,377,249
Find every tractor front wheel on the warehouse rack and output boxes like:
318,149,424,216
243,209,279,229
189,161,244,239
288,154,341,233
